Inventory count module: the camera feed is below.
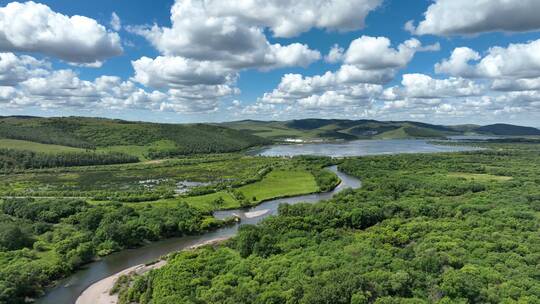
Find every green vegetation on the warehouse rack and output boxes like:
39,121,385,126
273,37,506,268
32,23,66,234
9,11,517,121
0,149,138,171
475,123,540,136
0,197,230,304
0,116,270,158
222,119,461,141
0,139,84,153
222,119,540,141
0,151,336,303
0,155,282,200
120,143,540,304
128,164,333,212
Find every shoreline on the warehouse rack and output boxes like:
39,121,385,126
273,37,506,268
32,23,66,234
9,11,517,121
75,237,230,304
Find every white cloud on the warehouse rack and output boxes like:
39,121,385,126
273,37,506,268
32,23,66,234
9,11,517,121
110,12,121,31
176,0,382,39
131,56,236,88
491,78,540,92
343,36,423,69
409,0,540,36
325,44,345,63
436,40,540,94
257,36,435,111
0,1,122,65
0,52,49,86
131,0,321,71
385,74,484,100
435,47,481,78
0,54,228,113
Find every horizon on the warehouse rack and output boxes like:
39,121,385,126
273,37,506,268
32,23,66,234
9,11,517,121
1,1,540,126
2,114,539,129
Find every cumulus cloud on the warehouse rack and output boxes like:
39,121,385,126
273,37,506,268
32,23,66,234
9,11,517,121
212,0,382,38
343,36,423,69
491,78,540,92
436,39,540,95
325,44,345,63
435,47,481,78
131,56,236,88
257,36,436,113
110,12,121,31
408,0,540,36
0,53,226,113
0,1,123,65
383,74,484,100
130,0,321,71
0,52,49,86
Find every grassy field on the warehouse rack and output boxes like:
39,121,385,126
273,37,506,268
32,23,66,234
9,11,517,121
448,172,513,182
0,155,285,199
0,138,84,153
130,169,319,212
96,140,177,160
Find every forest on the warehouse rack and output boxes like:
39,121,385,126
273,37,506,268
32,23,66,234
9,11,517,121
0,197,232,303
116,143,540,304
0,117,270,157
0,155,338,303
0,149,138,171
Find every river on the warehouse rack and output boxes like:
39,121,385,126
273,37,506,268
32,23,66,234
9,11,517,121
39,139,478,303
37,166,361,304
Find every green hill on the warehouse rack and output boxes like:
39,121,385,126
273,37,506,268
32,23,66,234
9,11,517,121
221,119,461,141
474,123,540,136
221,119,540,141
0,116,270,159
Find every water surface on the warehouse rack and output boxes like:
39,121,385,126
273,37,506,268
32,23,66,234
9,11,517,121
253,139,479,157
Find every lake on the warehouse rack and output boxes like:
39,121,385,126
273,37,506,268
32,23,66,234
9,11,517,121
253,139,480,157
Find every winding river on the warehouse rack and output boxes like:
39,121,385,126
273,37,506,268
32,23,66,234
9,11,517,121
37,166,360,304
39,140,479,303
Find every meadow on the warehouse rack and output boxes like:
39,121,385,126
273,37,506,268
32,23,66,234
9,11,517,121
131,169,319,212
0,155,285,200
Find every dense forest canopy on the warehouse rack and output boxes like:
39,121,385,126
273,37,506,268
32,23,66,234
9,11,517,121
117,143,540,304
0,198,227,303
0,116,270,157
0,148,138,171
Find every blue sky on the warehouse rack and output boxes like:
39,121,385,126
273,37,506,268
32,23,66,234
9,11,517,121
1,0,540,126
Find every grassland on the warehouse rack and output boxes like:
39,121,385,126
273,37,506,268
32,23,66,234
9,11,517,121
96,140,177,160
447,172,513,182
0,155,285,199
0,139,84,153
131,169,319,211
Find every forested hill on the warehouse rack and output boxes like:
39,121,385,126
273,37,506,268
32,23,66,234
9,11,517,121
220,119,540,141
474,123,540,136
0,116,270,158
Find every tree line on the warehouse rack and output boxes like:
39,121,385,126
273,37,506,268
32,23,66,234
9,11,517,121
0,149,138,171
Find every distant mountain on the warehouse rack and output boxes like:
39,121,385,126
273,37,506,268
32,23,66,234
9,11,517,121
221,119,540,141
473,124,540,136
221,119,461,140
0,116,270,158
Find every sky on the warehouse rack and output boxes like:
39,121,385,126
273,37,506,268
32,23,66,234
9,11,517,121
1,0,540,127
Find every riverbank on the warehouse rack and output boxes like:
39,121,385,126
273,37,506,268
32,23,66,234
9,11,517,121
76,237,230,304
37,166,361,304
